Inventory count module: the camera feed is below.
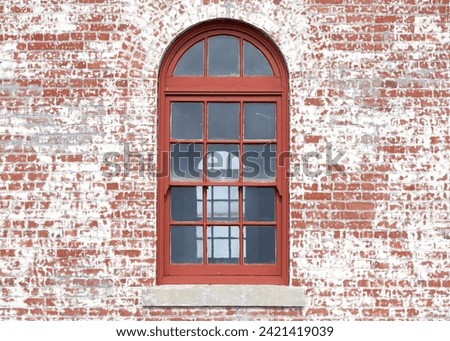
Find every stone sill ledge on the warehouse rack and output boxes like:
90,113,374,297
142,285,305,308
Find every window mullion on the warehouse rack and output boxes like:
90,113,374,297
239,37,243,77
238,100,244,265
203,38,207,77
238,187,244,265
202,99,208,264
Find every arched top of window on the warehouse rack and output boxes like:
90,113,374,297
173,35,273,77
160,19,288,92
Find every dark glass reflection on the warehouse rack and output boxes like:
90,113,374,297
208,103,239,140
174,41,204,76
171,226,203,263
208,35,239,76
244,41,273,76
244,103,276,140
171,186,202,221
244,187,275,221
171,102,203,139
170,143,202,180
244,226,276,264
243,144,276,180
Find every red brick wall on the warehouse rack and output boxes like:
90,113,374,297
0,0,449,320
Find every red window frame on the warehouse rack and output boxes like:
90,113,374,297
157,19,289,285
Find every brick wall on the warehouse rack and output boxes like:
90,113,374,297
1,0,449,320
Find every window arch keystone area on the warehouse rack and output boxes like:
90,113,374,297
157,19,289,285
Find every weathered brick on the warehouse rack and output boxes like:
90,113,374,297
0,0,448,322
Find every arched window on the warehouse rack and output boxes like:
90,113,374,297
157,19,289,284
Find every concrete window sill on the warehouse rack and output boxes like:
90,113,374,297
142,285,306,308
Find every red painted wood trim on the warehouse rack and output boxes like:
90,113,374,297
157,19,289,285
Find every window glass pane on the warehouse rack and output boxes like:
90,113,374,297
206,144,239,180
243,144,276,180
207,226,239,264
171,102,203,139
170,143,203,180
244,187,275,221
173,41,204,76
244,103,276,140
244,226,276,264
207,103,239,140
207,186,238,221
171,226,203,263
243,41,273,76
208,35,239,76
171,186,202,221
